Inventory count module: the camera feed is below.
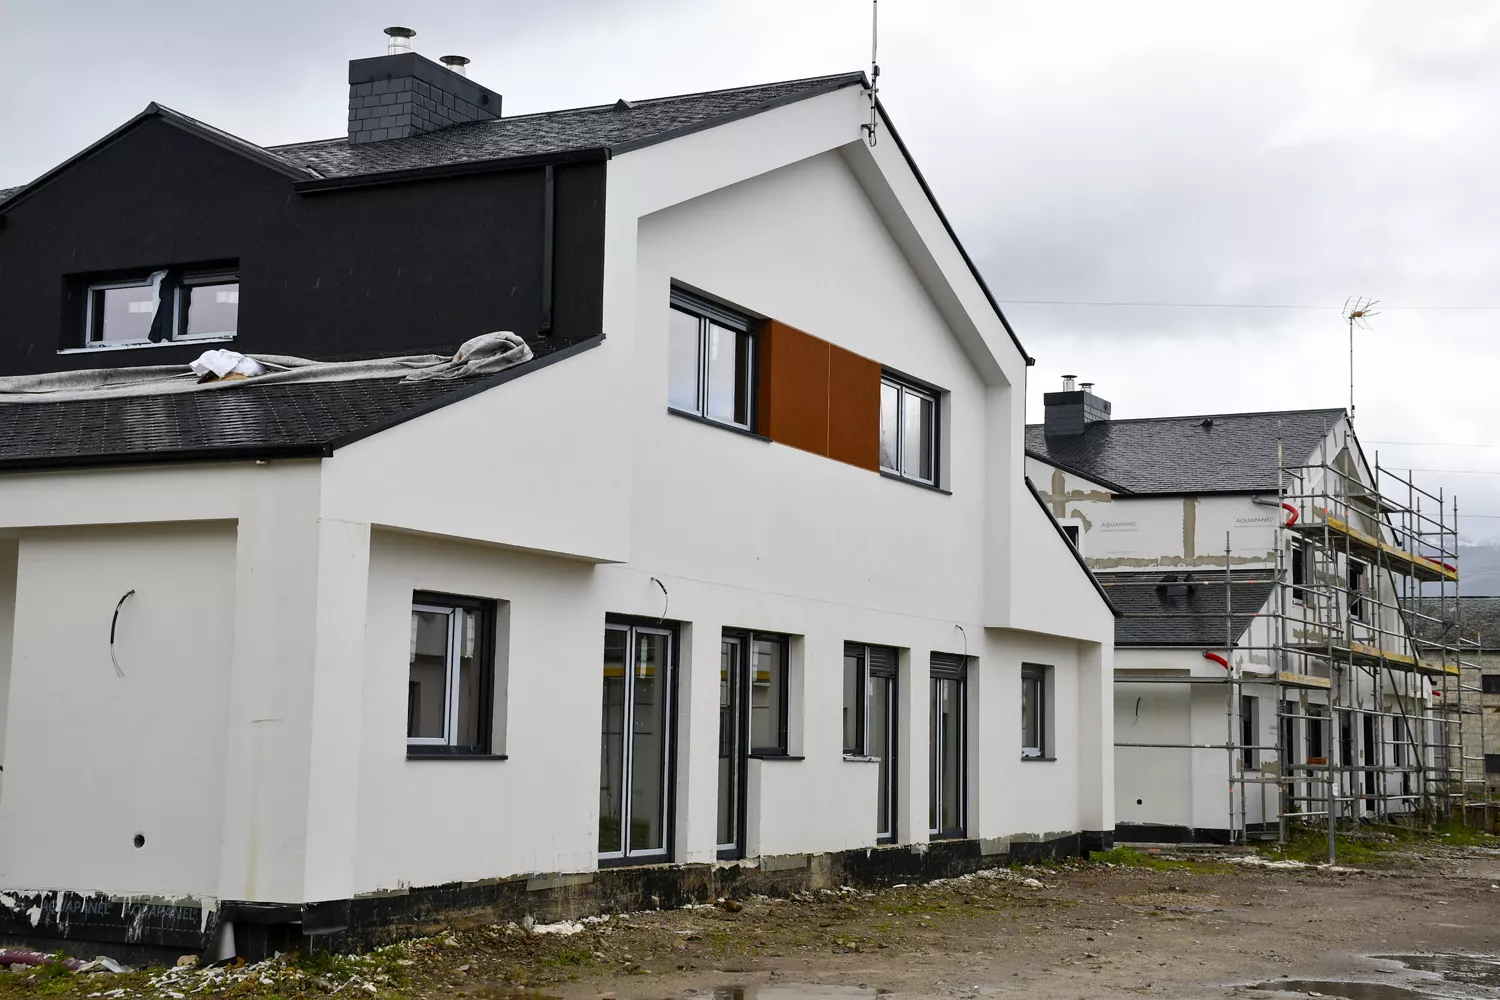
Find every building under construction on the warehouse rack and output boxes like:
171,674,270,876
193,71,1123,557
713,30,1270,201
1026,382,1480,847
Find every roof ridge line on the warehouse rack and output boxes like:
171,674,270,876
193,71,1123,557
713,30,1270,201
1025,405,1347,429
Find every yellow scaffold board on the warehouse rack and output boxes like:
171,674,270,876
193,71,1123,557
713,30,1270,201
1292,508,1458,583
1275,671,1331,690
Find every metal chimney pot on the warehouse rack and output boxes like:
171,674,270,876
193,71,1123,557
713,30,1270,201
1061,375,1077,391
439,55,471,76
384,26,416,54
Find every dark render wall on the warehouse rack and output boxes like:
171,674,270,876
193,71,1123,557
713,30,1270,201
0,116,605,375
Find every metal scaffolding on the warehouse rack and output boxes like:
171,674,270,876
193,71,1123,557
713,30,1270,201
1108,447,1476,857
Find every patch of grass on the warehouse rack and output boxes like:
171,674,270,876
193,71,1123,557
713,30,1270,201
1088,847,1199,871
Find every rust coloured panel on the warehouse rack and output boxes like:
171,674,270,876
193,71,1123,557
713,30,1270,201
827,345,880,471
760,320,830,457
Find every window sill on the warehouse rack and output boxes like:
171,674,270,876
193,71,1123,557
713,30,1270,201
58,336,237,355
667,407,770,442
1021,755,1057,762
879,470,952,495
748,752,804,761
406,751,508,761
842,754,881,763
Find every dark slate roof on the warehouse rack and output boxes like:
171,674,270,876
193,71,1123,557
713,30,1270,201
1402,597,1500,652
1101,569,1275,647
269,73,864,181
0,337,598,471
0,186,18,204
1026,407,1346,495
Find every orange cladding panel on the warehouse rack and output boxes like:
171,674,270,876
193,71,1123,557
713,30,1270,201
762,320,830,457
827,345,881,471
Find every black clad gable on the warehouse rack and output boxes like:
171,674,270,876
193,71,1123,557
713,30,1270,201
0,108,605,377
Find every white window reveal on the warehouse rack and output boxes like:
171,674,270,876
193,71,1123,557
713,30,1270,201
407,592,497,756
667,288,756,430
880,373,939,486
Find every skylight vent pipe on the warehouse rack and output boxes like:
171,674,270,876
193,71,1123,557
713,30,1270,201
385,27,416,54
440,55,470,76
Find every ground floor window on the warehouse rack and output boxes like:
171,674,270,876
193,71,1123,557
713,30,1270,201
929,653,967,838
1240,695,1256,769
599,621,675,862
844,643,899,842
1021,664,1049,759
407,592,496,756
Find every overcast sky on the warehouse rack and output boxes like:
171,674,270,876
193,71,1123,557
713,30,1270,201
5,1,1499,541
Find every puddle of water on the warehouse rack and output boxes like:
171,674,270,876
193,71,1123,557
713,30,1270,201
1376,954,1500,989
708,988,882,1000
1249,981,1439,1000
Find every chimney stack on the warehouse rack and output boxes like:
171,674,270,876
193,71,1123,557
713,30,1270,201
348,29,501,144
1043,376,1111,437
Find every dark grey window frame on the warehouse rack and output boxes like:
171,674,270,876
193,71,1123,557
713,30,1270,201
406,590,498,758
667,287,758,432
843,642,899,843
1482,674,1500,695
1290,542,1306,604
599,614,680,866
929,652,967,840
1240,694,1256,768
1348,558,1367,622
723,628,790,756
1021,663,1049,760
880,370,942,487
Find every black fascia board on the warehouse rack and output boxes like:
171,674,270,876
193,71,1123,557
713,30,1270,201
0,103,312,217
324,333,604,449
873,97,1031,367
1025,475,1119,617
1023,448,1133,496
604,72,868,155
291,146,611,194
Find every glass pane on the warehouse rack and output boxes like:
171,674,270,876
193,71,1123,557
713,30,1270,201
929,679,940,831
454,609,482,746
628,631,670,853
939,678,963,833
91,283,159,344
717,639,741,848
879,382,900,471
179,281,239,339
871,675,892,837
599,628,628,854
749,637,784,751
668,308,700,412
706,323,751,426
1021,676,1038,752
902,390,935,482
843,652,863,755
408,610,450,739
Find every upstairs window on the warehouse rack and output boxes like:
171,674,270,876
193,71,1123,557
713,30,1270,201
1348,559,1367,622
1482,675,1500,695
81,266,239,349
668,289,756,430
880,374,939,485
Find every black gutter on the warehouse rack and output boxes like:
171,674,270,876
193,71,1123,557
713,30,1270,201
1025,475,1118,617
292,147,610,195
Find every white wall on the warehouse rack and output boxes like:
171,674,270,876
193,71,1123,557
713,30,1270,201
0,523,235,897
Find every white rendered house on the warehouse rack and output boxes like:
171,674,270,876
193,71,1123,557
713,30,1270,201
0,41,1114,957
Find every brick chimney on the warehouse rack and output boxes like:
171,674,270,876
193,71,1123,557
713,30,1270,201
347,28,501,144
1043,376,1111,437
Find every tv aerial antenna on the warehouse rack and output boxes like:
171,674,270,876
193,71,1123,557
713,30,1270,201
1343,296,1379,421
862,0,881,146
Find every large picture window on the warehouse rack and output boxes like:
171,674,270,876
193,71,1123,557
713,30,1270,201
407,592,496,756
880,374,939,485
667,288,756,430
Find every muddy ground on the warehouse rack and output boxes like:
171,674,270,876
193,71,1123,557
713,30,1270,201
6,835,1500,999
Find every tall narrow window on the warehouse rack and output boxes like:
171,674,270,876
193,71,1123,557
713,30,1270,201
1348,559,1367,622
1307,704,1328,761
1240,695,1257,768
880,373,940,486
1290,543,1306,604
929,652,966,838
1021,664,1049,759
407,592,496,756
844,643,899,842
599,621,675,862
667,289,756,430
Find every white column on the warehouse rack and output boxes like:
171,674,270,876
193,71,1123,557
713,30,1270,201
898,646,931,844
1076,640,1114,834
676,621,720,864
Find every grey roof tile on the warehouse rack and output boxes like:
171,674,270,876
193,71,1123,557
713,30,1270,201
269,73,864,180
1402,596,1500,652
1026,408,1346,495
1102,569,1275,647
0,186,18,204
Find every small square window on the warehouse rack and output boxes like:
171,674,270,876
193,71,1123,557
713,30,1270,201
1482,674,1500,694
407,592,497,755
668,289,756,430
175,274,240,340
1021,664,1049,759
1486,753,1500,775
880,374,939,485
